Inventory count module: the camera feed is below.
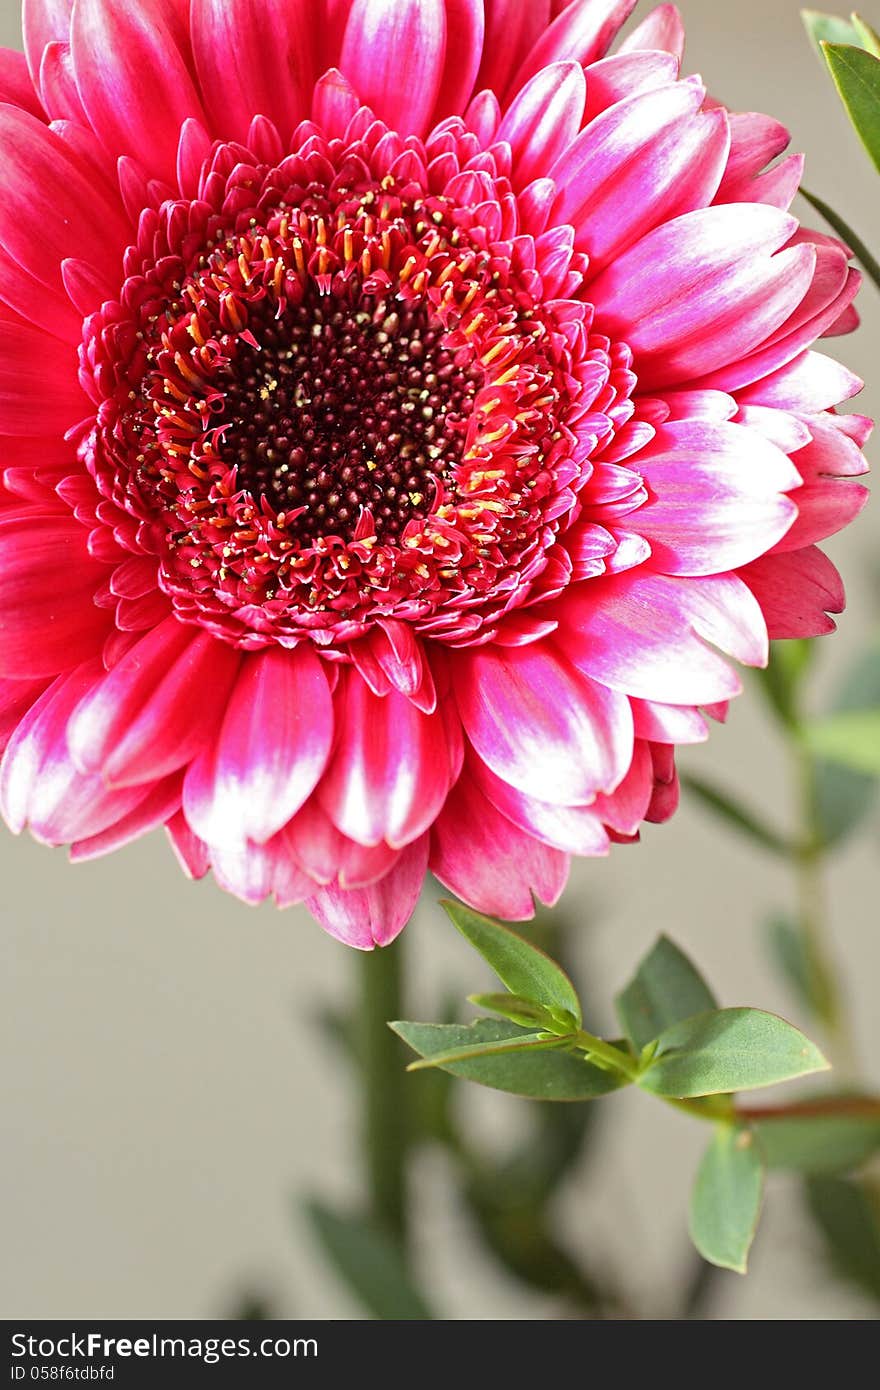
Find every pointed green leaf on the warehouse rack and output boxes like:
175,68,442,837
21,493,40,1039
806,1176,880,1300
639,1008,829,1098
680,774,792,855
616,935,718,1050
763,915,836,1023
803,10,860,52
804,709,880,775
467,992,558,1029
754,1099,880,1174
689,1125,764,1273
852,13,880,57
404,1030,563,1072
822,42,880,172
799,187,880,290
391,1018,623,1100
306,1202,433,1319
441,901,581,1026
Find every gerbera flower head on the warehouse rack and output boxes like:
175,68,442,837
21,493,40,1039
0,0,870,946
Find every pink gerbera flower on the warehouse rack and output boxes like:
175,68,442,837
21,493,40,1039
0,0,870,946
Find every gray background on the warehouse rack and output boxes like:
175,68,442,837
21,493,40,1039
1,0,877,1320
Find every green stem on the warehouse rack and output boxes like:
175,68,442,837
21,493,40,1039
793,741,858,1075
572,1028,639,1080
359,938,409,1247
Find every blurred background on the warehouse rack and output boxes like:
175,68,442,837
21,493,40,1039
1,0,877,1320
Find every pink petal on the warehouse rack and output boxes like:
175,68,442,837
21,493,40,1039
0,247,83,343
0,321,87,434
509,0,638,97
477,0,550,101
22,0,73,85
557,571,768,704
340,0,447,137
432,0,484,121
739,546,844,638
772,413,869,552
0,514,110,677
716,111,790,196
737,352,862,412
311,67,360,139
69,772,183,861
498,62,586,189
71,0,207,183
182,645,333,847
318,670,456,848
591,205,817,389
38,41,86,123
632,419,800,575
67,616,240,787
0,675,51,754
0,660,150,843
191,0,313,144
0,106,128,293
430,773,569,920
630,698,708,744
454,640,633,803
166,809,210,879
306,835,429,948
470,751,611,855
582,50,679,123
0,47,45,118
617,3,686,58
592,737,655,834
553,80,729,272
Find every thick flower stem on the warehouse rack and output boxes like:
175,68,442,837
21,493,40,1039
359,937,410,1248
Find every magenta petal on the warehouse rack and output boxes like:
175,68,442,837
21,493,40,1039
553,81,730,271
738,351,862,412
0,515,110,677
69,772,183,861
166,809,210,879
592,737,655,834
71,0,207,182
477,0,550,100
306,835,429,948
430,774,569,920
739,545,845,639
454,641,633,803
318,670,455,848
591,204,816,388
0,321,88,434
558,571,768,704
470,752,611,855
0,47,45,118
632,419,799,574
630,697,708,744
22,0,73,85
618,3,686,58
340,0,447,137
431,0,484,121
182,645,333,847
191,0,312,144
498,61,586,189
0,106,128,294
0,660,149,843
509,0,638,97
581,50,679,122
67,616,240,787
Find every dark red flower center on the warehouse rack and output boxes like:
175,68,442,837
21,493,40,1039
212,289,479,544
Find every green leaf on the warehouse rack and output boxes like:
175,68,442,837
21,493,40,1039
689,1124,764,1274
615,935,718,1051
799,187,880,291
391,1018,624,1101
680,774,792,855
852,13,880,57
806,1176,880,1301
763,915,836,1022
802,9,860,52
403,1030,564,1073
822,42,880,172
754,1099,880,1174
805,709,880,775
306,1202,434,1319
441,900,581,1026
639,1008,829,1098
467,992,558,1029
